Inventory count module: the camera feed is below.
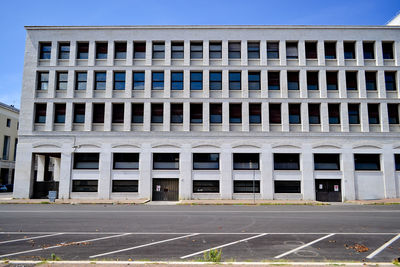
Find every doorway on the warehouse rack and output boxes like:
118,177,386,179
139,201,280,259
315,179,342,202
152,178,179,201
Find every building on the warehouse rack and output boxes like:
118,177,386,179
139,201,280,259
0,102,19,188
14,25,400,201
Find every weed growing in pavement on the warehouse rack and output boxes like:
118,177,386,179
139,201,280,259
203,248,222,262
393,258,400,266
40,201,51,204
50,253,61,261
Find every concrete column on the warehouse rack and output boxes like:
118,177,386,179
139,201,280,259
341,103,350,132
203,69,210,98
301,103,309,132
302,144,314,200
104,102,112,132
126,41,133,66
98,148,111,199
105,70,113,98
184,40,190,66
222,40,228,66
279,41,286,66
222,102,229,132
58,149,72,199
203,40,210,66
321,103,329,132
377,71,387,98
65,102,73,131
375,41,384,66
356,41,364,66
88,41,95,66
144,70,152,98
48,70,56,99
163,102,170,132
86,70,94,98
261,70,268,98
241,41,247,66
261,102,269,132
50,42,57,66
260,40,267,66
183,102,190,132
222,70,229,98
183,70,190,98
165,40,171,66
203,102,210,132
164,69,171,99
242,70,249,98
280,70,288,98
360,102,369,132
69,41,77,66
66,70,75,98
125,70,132,98
338,70,347,98
300,70,308,98
381,103,389,132
242,101,249,132
395,41,400,66
139,143,151,200
53,157,61,182
179,144,192,200
124,102,131,131
13,144,34,198
358,70,367,99
260,144,273,199
342,146,356,201
298,40,306,66
317,40,325,66
84,102,92,131
337,41,345,66
36,155,46,182
220,144,232,199
45,103,54,131
281,102,289,132
107,41,114,66
319,70,327,98
143,102,151,131
145,40,152,66
382,145,397,198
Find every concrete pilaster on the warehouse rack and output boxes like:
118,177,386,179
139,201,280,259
241,41,247,66
13,144,34,198
84,102,92,131
300,70,307,98
375,41,384,66
301,103,309,132
107,41,114,66
86,70,94,98
381,103,389,132
143,103,151,131
319,70,327,98
65,102,73,131
58,149,72,199
45,103,54,131
179,144,192,200
145,41,152,66
66,70,74,98
203,102,210,132
280,41,286,66
341,103,350,132
165,40,171,66
220,144,232,199
242,70,249,98
98,146,111,199
144,70,152,98
356,41,364,66
222,40,228,66
36,155,46,182
382,145,397,198
88,41,95,66
342,146,356,201
163,102,170,132
104,102,112,132
139,143,151,199
301,144,314,200
358,70,367,99
222,102,229,132
317,40,325,66
69,41,77,66
261,102,269,132
338,70,347,98
260,144,273,199
53,157,61,182
124,102,131,131
321,103,329,132
203,40,210,66
360,102,369,132
126,41,133,66
298,40,306,66
242,102,249,132
260,41,267,66
222,70,229,98
377,71,387,98
280,70,288,98
337,41,345,66
281,103,289,132
183,102,190,132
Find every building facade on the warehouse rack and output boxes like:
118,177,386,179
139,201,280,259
0,102,19,188
14,25,400,201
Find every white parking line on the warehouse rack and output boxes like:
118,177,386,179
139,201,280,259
180,233,268,259
0,233,63,245
366,233,400,259
274,233,335,259
89,233,198,258
0,233,130,258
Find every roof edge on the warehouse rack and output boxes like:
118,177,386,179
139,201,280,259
0,102,20,113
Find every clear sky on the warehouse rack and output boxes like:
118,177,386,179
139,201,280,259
0,0,399,108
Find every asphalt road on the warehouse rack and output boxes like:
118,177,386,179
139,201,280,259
0,204,399,263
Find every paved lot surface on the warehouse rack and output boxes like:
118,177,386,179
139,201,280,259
0,204,399,263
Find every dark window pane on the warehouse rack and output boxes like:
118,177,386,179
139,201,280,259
289,104,301,124
388,104,399,124
133,72,145,90
275,181,300,193
307,71,319,90
95,72,106,90
134,42,146,59
76,72,87,90
72,180,98,192
249,103,261,124
324,42,336,59
151,103,163,123
190,103,203,123
35,103,47,123
228,42,241,59
58,43,70,59
385,72,396,91
287,72,299,90
229,103,242,123
326,72,338,90
267,42,279,59
153,153,179,170
73,153,99,169
382,42,394,59
229,72,241,90
247,42,260,59
309,104,320,124
210,72,222,90
210,103,222,123
114,72,126,90
248,72,260,90
193,153,219,170
234,181,260,193
368,104,380,124
77,43,89,59
190,72,203,90
112,180,138,192
354,154,380,171
132,103,144,123
171,103,183,123
96,43,108,59
54,103,66,123
171,42,184,59
305,42,317,59
363,42,375,59
348,104,360,124
314,154,340,170
113,153,139,169
274,153,300,170
190,42,203,59
344,42,355,59
286,42,298,59
40,43,51,59
93,103,105,123
346,72,358,90
152,42,165,59
152,72,164,90
73,103,85,123
171,72,183,90
269,104,281,124
193,181,219,193
328,104,340,124
112,103,124,123
268,72,280,90
115,42,127,59
365,72,377,91
209,42,222,59
233,153,259,170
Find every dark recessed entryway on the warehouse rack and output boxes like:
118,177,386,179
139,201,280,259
152,178,179,201
315,179,342,202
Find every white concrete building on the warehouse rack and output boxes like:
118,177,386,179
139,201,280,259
14,25,400,201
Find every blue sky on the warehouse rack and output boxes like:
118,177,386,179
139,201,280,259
0,0,399,108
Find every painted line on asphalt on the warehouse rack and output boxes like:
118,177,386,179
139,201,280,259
180,233,268,259
0,233,130,258
0,233,63,245
1,210,400,213
89,233,199,258
274,233,335,259
366,233,400,259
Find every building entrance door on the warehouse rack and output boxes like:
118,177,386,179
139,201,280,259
152,178,179,201
315,179,342,202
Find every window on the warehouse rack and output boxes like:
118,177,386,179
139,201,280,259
73,153,99,169
286,42,298,59
77,42,89,59
368,104,380,124
354,154,381,171
348,104,360,124
75,72,87,90
193,181,219,193
305,42,317,59
385,72,396,91
171,42,184,59
96,42,108,59
133,72,145,90
190,42,203,59
229,103,242,123
229,72,241,90
388,104,399,124
54,103,66,123
6,118,10,127
275,181,301,193
153,153,179,170
113,153,139,169
324,42,336,59
114,72,126,90
171,103,183,123
56,72,68,90
365,72,377,91
73,103,85,123
114,42,127,59
190,72,203,90
289,104,301,124
328,104,340,124
248,72,260,90
132,103,144,123
109,180,136,196
58,43,70,59
39,42,51,59
171,72,183,90
72,180,98,192
193,153,219,170
309,104,320,124
269,103,281,124
210,72,222,90
344,42,355,59
287,71,299,90
314,154,340,170
326,71,338,90
234,181,260,193
151,103,163,123
2,136,10,160
233,153,259,170
363,42,375,59
92,103,105,123
346,71,358,90
247,42,260,59
249,103,261,124
35,103,46,123
152,42,165,59
14,138,18,161
37,72,49,90
395,154,400,171
268,71,280,90
134,42,146,59
267,42,279,59
112,103,124,123
274,153,300,170
209,42,222,59
112,180,138,192
190,103,203,123
307,71,319,90
152,72,164,90
228,42,241,59
382,42,394,59
210,103,222,123
95,72,106,90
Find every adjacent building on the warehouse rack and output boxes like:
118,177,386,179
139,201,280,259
14,25,400,201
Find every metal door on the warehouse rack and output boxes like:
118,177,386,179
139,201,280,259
315,179,342,202
152,179,179,201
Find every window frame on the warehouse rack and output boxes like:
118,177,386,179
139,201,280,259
152,72,164,90
193,180,220,193
274,153,300,170
228,42,241,59
133,72,145,90
193,153,220,170
354,154,381,171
